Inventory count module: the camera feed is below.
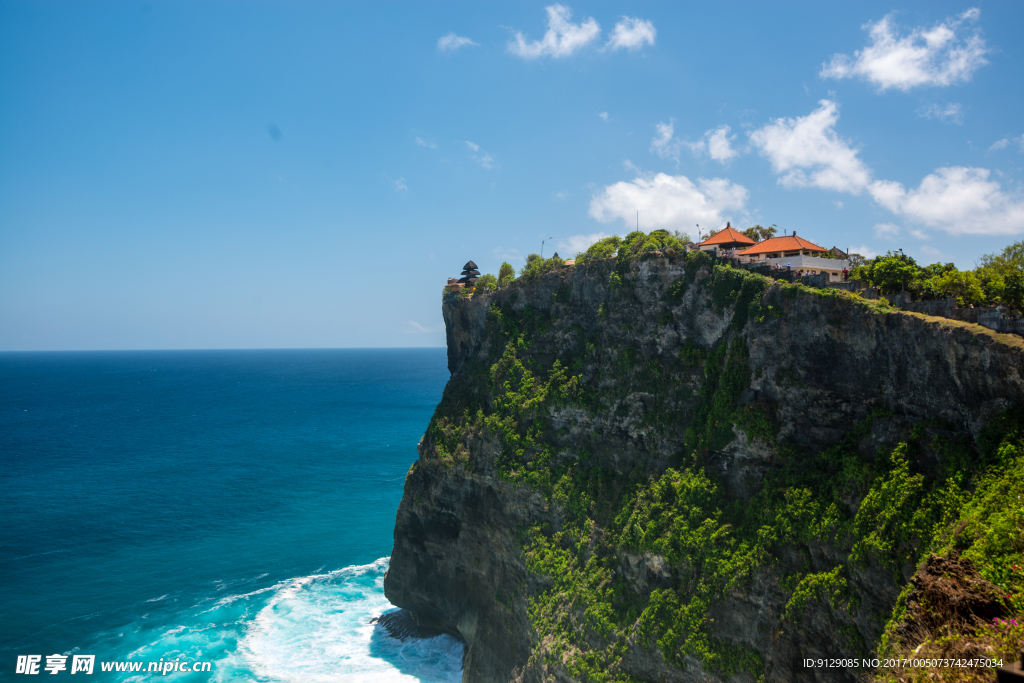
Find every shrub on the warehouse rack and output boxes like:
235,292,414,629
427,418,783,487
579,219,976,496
476,273,498,293
578,236,621,263
618,229,686,261
498,262,516,288
520,254,565,281
577,230,687,265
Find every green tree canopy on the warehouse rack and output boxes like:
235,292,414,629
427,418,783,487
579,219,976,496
618,229,686,258
1003,272,1024,312
475,273,498,293
853,251,919,294
579,230,685,264
742,224,778,242
497,262,515,287
979,240,1024,278
578,236,621,263
932,269,986,307
519,253,564,281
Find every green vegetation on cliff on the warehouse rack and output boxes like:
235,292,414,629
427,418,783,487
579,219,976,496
421,242,1023,682
852,240,1024,310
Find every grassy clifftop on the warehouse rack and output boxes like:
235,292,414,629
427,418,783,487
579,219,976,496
387,247,1024,683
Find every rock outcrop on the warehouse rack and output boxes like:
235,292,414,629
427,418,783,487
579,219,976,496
384,253,1024,683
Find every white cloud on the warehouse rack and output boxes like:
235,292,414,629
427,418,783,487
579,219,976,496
650,120,682,163
705,125,738,162
988,135,1024,153
589,172,748,230
873,222,900,238
415,137,437,148
598,112,609,122
558,232,611,255
920,245,943,257
909,228,930,240
749,99,872,194
869,166,1024,236
438,33,479,52
508,4,600,59
989,138,1011,152
820,9,989,92
916,102,964,124
394,177,408,193
403,321,440,334
623,159,643,174
834,200,844,209
464,141,495,169
849,244,879,259
650,121,737,165
606,16,655,51
742,99,1024,238
553,190,569,200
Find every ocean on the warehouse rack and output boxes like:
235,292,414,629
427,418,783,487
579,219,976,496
0,348,463,681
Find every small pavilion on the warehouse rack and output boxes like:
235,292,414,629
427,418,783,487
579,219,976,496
695,223,756,259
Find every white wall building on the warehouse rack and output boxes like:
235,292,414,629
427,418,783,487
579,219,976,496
763,255,850,282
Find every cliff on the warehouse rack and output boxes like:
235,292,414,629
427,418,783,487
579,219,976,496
384,250,1024,683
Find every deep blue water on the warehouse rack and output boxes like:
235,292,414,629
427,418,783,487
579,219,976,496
0,349,461,681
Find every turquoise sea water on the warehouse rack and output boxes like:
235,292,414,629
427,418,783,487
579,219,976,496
0,349,462,681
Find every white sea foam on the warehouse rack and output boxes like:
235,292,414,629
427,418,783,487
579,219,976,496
236,558,464,682
122,558,463,682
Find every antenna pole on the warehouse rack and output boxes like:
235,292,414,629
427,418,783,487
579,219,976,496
541,236,553,258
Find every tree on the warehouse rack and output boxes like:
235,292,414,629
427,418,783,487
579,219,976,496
578,236,621,263
475,273,498,293
618,229,686,258
578,230,687,264
520,253,541,277
933,269,986,307
1003,272,1023,312
910,262,957,301
976,269,1004,306
519,253,564,280
742,224,777,242
497,262,515,288
859,251,919,294
979,240,1024,279
672,230,693,244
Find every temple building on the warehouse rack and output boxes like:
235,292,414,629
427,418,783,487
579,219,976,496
694,223,756,259
737,233,849,281
457,260,480,289
737,233,827,261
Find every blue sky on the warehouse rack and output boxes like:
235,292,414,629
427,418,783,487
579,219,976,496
2,1,1023,350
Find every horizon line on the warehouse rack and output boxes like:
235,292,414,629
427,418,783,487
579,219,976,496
0,346,448,353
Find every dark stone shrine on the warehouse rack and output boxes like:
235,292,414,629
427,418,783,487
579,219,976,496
457,261,480,287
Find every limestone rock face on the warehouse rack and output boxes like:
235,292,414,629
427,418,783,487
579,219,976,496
383,255,1024,683
387,434,544,682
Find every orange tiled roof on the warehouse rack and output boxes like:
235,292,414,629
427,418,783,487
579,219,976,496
696,226,756,247
739,235,827,256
